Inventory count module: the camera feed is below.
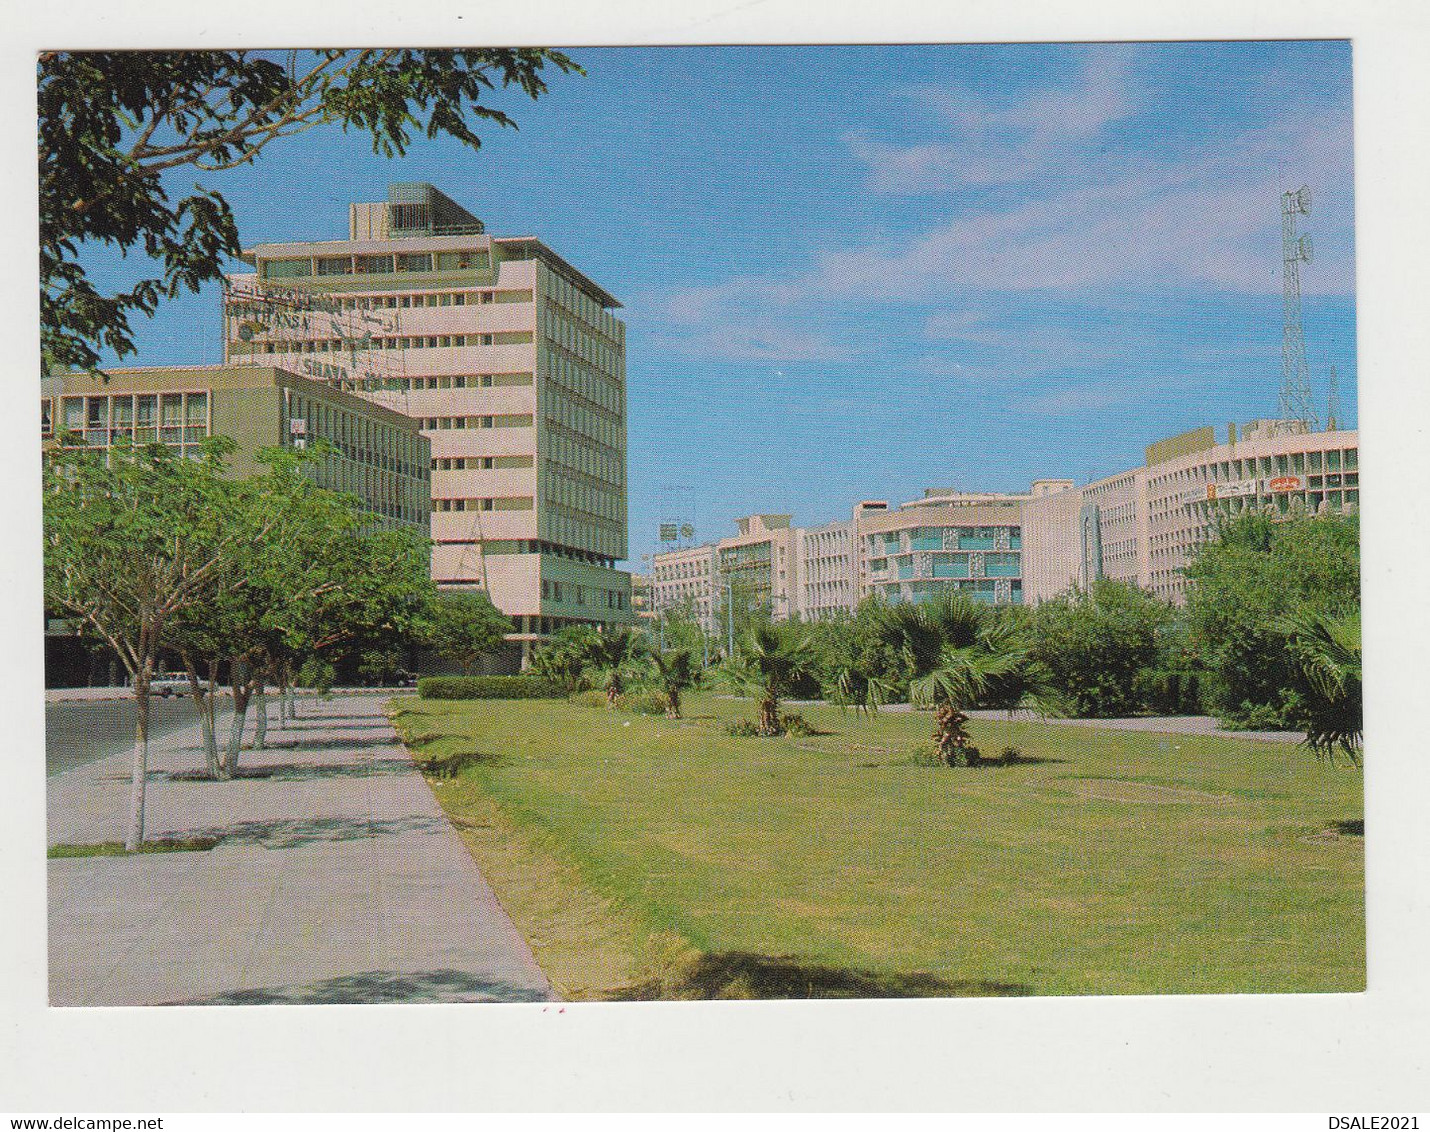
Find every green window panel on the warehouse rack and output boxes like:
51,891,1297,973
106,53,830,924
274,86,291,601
931,555,969,578
958,535,995,551
897,558,914,580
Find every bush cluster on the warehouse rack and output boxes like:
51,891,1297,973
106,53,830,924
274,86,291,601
417,675,564,700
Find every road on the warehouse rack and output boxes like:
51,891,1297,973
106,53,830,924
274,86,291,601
46,696,207,777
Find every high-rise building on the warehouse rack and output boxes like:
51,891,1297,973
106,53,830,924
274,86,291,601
224,183,632,666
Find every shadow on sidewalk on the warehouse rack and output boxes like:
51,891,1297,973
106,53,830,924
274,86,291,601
184,814,448,850
166,968,550,1004
162,758,414,783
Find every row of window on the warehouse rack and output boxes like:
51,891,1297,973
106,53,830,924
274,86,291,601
434,539,614,567
253,331,533,356
419,414,534,431
261,250,496,280
402,373,532,390
542,266,620,343
289,393,427,482
433,496,534,512
432,455,534,471
540,578,628,610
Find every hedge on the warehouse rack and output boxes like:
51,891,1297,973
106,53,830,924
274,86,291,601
416,675,564,700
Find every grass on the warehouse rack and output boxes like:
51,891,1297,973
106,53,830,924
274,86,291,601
389,692,1364,1000
48,837,219,859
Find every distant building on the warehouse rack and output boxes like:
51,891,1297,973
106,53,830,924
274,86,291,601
649,543,719,633
1022,422,1360,604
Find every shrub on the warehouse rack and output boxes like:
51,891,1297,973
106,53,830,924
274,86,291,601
417,675,563,700
725,719,761,737
569,689,609,709
779,712,816,737
622,690,671,716
1132,667,1204,715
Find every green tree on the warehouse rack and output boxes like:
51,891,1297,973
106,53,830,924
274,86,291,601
427,590,512,675
807,599,915,713
1282,609,1363,764
39,48,579,373
43,439,259,846
871,593,1020,766
1184,511,1360,729
1027,579,1175,718
723,621,817,736
530,625,604,693
649,647,701,719
585,628,650,706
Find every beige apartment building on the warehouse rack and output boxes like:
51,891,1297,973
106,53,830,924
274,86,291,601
1022,421,1360,604
649,543,719,634
223,183,631,664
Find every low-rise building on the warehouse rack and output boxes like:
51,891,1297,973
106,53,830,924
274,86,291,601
42,365,431,530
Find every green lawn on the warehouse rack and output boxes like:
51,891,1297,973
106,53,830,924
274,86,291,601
390,692,1363,1000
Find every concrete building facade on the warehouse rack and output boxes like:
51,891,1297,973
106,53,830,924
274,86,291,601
42,365,431,531
224,183,631,662
648,543,719,634
1022,421,1360,604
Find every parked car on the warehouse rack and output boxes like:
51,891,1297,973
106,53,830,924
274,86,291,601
150,676,190,698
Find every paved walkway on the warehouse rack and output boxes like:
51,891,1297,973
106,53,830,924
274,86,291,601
962,709,1306,744
47,695,555,1006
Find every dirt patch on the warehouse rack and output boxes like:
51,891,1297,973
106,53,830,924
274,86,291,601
1062,778,1234,805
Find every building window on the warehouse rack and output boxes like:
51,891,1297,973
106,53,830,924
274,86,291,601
397,253,433,272
316,256,353,276
263,258,312,279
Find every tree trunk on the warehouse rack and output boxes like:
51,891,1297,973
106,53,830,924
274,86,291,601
933,702,977,767
183,654,219,779
666,686,682,720
758,693,780,736
253,682,268,749
222,664,251,779
126,671,152,851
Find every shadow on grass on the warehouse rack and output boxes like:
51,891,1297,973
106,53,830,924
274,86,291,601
164,759,414,783
611,951,1031,1000
183,814,448,850
416,750,505,778
1334,819,1364,836
166,968,551,1005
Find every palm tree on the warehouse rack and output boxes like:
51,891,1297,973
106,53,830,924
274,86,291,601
873,592,1021,766
586,627,649,707
724,621,817,735
650,647,700,719
1282,609,1362,765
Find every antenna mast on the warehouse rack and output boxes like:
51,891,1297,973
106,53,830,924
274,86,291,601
1279,186,1319,431
1326,362,1341,432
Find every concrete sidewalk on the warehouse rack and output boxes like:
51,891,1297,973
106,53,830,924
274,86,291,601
47,695,555,1006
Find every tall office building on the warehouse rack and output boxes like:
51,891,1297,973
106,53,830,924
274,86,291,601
224,183,632,666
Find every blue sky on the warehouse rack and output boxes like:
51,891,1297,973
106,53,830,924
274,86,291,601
77,42,1357,569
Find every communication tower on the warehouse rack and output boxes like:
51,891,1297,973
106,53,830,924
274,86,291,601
1279,186,1319,431
1326,363,1341,432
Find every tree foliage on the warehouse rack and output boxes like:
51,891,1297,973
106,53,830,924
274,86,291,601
1183,512,1360,729
427,590,513,675
39,48,580,372
1026,580,1176,719
722,621,818,736
1281,609,1363,764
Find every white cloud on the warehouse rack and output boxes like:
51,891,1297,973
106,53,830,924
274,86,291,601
847,45,1139,193
649,49,1353,364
